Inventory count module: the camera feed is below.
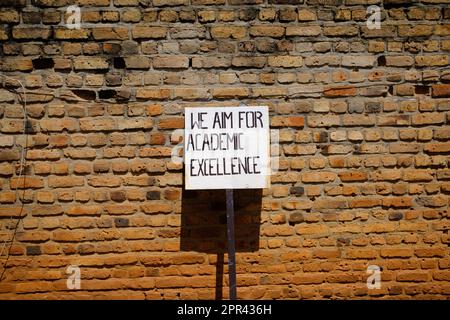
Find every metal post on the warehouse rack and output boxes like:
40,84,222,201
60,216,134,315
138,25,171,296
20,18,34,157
225,189,237,300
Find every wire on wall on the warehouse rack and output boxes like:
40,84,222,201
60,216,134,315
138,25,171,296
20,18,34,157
0,75,29,282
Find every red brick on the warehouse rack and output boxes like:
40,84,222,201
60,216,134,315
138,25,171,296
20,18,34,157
348,198,381,208
0,207,26,217
141,202,172,214
139,147,172,158
250,25,285,38
16,281,53,293
31,205,63,217
363,222,396,233
16,231,50,242
313,198,347,210
327,273,361,283
66,205,103,216
292,274,325,284
48,176,84,188
397,272,428,282
271,116,305,128
432,84,450,97
424,142,450,154
210,26,246,39
433,271,450,281
104,204,138,215
412,113,445,125
80,118,116,131
415,247,446,258
211,87,250,98
313,249,341,259
302,172,337,183
403,169,434,182
40,119,78,132
381,248,413,258
26,150,60,160
382,197,413,208
88,176,121,187
280,250,312,262
346,249,378,259
158,117,184,129
10,177,44,189
132,26,167,39
324,86,357,97
338,171,368,182
296,225,329,235
136,88,171,100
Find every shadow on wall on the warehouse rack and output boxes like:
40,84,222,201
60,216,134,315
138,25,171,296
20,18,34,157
180,189,262,300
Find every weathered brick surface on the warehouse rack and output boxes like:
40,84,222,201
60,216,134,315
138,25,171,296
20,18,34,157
0,1,449,300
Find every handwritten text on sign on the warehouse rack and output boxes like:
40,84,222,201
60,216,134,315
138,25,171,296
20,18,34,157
184,106,270,190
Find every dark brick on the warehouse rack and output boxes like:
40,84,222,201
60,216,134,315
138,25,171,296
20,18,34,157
365,102,382,113
22,11,41,24
389,212,403,221
288,212,304,225
32,58,54,69
99,90,117,100
78,243,95,254
290,186,305,196
113,57,125,69
384,0,412,8
71,90,96,101
337,238,351,247
26,246,41,256
114,218,129,227
105,74,122,86
256,39,277,53
239,8,258,21
146,191,161,200
314,131,328,143
271,0,303,4
378,56,386,66
111,191,126,202
121,40,139,55
415,85,430,95
0,0,26,7
104,43,122,55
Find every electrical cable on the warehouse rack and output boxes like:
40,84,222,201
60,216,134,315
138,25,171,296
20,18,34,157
0,75,28,282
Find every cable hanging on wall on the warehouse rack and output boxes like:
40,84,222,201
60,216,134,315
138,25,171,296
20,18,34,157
0,75,29,283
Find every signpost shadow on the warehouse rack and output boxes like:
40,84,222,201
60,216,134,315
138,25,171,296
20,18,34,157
180,189,262,299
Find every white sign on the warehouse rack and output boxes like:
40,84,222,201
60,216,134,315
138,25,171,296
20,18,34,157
184,106,270,190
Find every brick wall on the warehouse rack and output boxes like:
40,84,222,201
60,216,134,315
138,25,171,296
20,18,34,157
0,0,449,299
